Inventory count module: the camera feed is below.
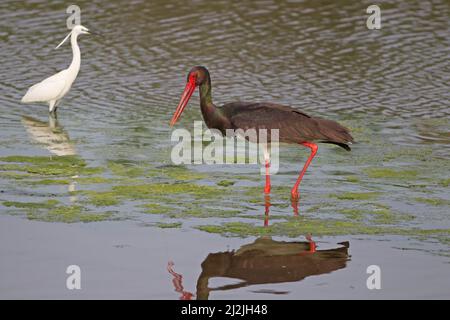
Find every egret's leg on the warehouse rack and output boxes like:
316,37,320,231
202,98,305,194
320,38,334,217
48,100,56,114
291,142,318,200
263,144,271,194
53,100,61,114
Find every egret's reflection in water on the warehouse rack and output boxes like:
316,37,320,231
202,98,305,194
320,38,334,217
21,115,76,156
168,237,350,300
21,115,78,202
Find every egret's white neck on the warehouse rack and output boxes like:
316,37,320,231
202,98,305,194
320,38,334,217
68,32,81,79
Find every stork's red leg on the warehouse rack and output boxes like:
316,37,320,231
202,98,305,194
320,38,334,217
298,234,317,256
291,142,318,199
263,144,271,194
264,194,270,227
291,197,299,216
306,234,317,253
264,161,271,194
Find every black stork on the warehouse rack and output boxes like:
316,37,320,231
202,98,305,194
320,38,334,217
170,66,353,200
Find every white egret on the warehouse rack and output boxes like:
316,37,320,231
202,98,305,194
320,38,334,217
21,25,92,114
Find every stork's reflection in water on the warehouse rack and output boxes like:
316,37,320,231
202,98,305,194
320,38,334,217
168,237,350,300
264,194,301,227
167,261,194,300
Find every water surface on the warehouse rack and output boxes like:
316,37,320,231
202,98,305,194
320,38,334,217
0,0,449,299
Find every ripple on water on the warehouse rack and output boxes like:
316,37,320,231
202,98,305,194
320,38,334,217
0,0,449,235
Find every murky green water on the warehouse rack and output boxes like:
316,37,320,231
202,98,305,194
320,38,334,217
0,0,449,299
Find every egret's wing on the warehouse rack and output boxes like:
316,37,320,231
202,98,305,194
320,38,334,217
21,71,67,103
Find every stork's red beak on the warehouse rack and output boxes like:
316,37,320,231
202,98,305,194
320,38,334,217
170,74,197,126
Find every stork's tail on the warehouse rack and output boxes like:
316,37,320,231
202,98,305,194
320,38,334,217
315,118,354,151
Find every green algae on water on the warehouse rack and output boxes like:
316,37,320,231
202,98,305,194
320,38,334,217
107,161,145,178
112,183,220,199
24,165,103,176
76,177,116,184
345,175,360,183
0,155,103,177
363,168,418,179
217,180,235,187
0,164,27,171
3,199,59,209
28,179,72,185
175,207,241,219
339,208,365,220
438,178,450,187
0,155,85,166
331,192,381,201
78,182,224,211
0,171,33,180
27,205,114,223
154,222,182,229
155,165,207,181
86,192,120,207
196,218,450,240
370,208,398,224
306,203,336,213
196,219,374,238
414,197,450,206
2,199,114,223
143,203,173,215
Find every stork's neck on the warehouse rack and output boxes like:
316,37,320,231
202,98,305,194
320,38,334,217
198,75,227,129
199,76,214,112
68,32,81,79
